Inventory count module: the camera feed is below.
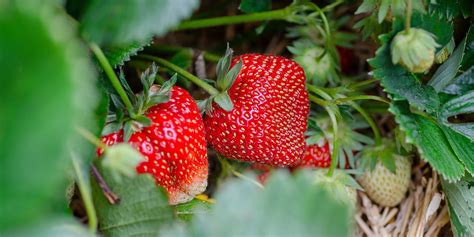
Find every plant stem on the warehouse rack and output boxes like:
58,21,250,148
147,45,220,63
349,101,382,145
176,8,291,30
90,43,135,116
348,78,378,90
334,95,390,105
405,0,412,33
308,94,328,106
71,153,97,232
306,84,333,100
91,164,121,204
138,55,220,96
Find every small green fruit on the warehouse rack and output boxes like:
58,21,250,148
359,155,411,207
391,28,440,73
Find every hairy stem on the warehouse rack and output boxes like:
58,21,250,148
90,43,135,116
139,55,220,96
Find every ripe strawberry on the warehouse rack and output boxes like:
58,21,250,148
300,141,331,168
358,144,411,207
98,68,208,205
204,54,310,167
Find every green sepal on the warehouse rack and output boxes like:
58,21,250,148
359,140,398,174
159,74,178,94
140,63,159,96
123,120,134,142
118,68,136,105
213,91,234,112
101,122,122,136
135,115,152,127
110,93,125,111
149,94,170,105
197,98,213,115
217,60,242,91
216,45,233,83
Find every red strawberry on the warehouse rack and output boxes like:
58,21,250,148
204,54,310,167
300,141,331,168
98,86,208,205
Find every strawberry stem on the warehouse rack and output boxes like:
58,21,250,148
147,44,220,63
347,78,378,90
175,8,291,30
138,55,220,96
333,95,390,105
70,153,98,232
348,101,382,145
405,0,412,34
91,164,121,204
90,43,136,117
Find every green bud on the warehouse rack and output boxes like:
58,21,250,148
391,28,440,73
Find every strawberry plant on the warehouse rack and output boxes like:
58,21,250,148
1,0,473,236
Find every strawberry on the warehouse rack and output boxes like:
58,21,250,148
357,141,411,207
204,54,310,167
98,67,208,205
299,140,331,168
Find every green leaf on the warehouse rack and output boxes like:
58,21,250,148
0,3,97,229
389,102,465,181
104,39,152,68
81,0,200,45
442,66,474,95
239,0,271,13
162,171,351,237
429,0,459,20
429,28,470,92
439,90,474,140
441,175,474,236
213,91,234,111
441,126,474,175
91,161,174,237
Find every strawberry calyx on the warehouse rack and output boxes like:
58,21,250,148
358,138,398,173
102,64,177,141
198,46,242,114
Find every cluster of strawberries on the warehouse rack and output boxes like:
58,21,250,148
97,53,356,205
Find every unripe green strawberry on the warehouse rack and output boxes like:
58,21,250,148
391,28,440,73
358,154,411,207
